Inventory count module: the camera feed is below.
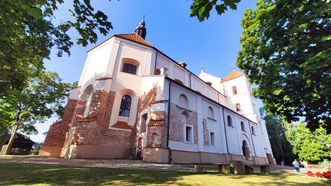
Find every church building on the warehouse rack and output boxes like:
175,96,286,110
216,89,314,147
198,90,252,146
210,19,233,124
40,19,274,167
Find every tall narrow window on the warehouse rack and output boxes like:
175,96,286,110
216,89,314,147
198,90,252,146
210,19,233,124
227,115,233,127
185,126,193,142
210,132,215,146
241,121,245,131
236,103,241,111
119,95,132,117
232,86,237,95
122,63,137,74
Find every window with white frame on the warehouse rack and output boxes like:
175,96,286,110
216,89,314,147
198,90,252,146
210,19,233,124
210,132,215,146
119,95,132,117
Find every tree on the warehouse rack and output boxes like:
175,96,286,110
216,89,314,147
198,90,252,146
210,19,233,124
190,0,242,21
236,0,331,133
265,115,295,165
0,71,72,155
0,0,112,97
286,122,331,163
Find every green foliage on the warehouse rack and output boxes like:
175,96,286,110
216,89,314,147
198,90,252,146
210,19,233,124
265,115,295,165
286,122,331,163
0,0,112,97
190,0,241,21
237,0,331,133
0,71,72,134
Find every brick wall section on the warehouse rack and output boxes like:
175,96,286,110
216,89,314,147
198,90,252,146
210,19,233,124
169,103,198,144
146,112,168,148
40,99,77,156
203,120,210,146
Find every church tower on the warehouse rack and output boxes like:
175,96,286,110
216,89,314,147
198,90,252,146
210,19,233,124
135,17,147,39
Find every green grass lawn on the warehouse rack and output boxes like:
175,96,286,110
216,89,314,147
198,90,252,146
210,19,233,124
0,161,329,186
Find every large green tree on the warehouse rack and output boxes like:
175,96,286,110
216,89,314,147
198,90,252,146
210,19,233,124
0,0,112,97
286,122,331,163
265,115,295,165
0,71,72,154
236,0,331,133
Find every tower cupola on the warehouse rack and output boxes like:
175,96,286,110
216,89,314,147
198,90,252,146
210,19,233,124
135,17,147,39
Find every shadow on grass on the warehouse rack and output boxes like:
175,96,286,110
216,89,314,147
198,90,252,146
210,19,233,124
0,162,329,186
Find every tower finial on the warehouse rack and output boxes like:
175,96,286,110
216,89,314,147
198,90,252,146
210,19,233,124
135,16,147,39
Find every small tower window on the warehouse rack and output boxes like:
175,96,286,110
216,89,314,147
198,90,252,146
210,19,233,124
236,103,241,111
232,86,237,95
227,115,233,127
119,95,132,117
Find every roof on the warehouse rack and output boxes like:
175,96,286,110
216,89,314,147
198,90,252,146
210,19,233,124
221,70,245,82
114,33,153,47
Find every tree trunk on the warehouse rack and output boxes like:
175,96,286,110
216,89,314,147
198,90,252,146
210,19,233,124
4,124,19,155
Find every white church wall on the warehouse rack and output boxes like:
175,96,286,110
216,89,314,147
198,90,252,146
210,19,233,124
200,99,225,153
223,109,242,155
78,38,114,86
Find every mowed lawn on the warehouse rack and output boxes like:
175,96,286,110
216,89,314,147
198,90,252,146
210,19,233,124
0,162,329,186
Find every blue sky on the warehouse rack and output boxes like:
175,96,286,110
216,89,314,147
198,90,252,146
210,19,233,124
31,0,257,142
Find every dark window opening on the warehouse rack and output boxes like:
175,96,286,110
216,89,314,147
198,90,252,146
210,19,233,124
232,86,237,95
122,63,137,74
119,95,132,117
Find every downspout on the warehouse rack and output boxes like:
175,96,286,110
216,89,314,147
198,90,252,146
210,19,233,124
166,81,172,163
222,107,229,154
248,121,257,157
154,51,158,74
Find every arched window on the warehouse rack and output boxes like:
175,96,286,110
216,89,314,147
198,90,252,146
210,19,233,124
122,58,139,75
251,126,255,135
208,106,214,119
241,121,245,131
227,115,233,127
178,94,189,109
119,95,132,117
232,86,237,95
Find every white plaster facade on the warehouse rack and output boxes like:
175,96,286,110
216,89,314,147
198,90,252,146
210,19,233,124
42,22,273,166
